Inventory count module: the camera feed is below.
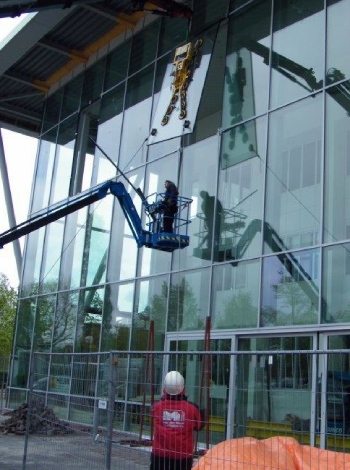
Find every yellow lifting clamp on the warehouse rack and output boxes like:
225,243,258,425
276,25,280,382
161,39,203,125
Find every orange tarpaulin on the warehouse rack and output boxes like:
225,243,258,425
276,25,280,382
193,436,350,470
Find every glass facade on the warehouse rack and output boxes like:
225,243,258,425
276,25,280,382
9,0,350,448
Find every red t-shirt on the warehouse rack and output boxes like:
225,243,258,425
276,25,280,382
151,394,203,459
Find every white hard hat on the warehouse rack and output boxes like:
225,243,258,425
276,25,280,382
164,371,185,395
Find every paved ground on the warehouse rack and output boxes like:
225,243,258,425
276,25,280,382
0,431,26,470
0,413,151,470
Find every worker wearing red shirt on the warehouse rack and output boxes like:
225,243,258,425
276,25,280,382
150,371,204,470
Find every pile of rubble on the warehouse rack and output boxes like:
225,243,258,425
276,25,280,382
0,402,73,435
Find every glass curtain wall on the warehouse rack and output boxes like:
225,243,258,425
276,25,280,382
10,0,350,445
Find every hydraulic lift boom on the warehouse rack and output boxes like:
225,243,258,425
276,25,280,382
0,179,192,252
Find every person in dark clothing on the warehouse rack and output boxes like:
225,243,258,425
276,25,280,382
150,371,203,470
161,180,179,233
198,190,246,249
199,190,223,248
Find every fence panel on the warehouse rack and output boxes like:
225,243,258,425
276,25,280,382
19,349,350,469
24,351,152,470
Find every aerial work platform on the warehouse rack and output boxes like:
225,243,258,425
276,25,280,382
0,179,192,253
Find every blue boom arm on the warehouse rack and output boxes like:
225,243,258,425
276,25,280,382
0,179,192,252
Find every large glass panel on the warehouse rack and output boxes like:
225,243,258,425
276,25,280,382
96,83,125,179
324,82,350,243
42,91,63,133
72,102,99,194
212,259,259,329
61,74,83,119
222,1,271,129
80,197,112,288
101,282,134,350
187,25,227,144
265,96,322,253
139,153,179,277
151,53,171,123
261,249,319,326
129,22,159,75
131,275,168,352
107,170,142,282
104,40,130,91
168,269,210,332
191,0,228,35
11,298,36,387
174,136,218,269
31,127,57,213
21,226,45,297
326,0,350,85
235,336,313,440
52,291,78,352
125,64,153,110
270,0,324,108
322,243,350,323
218,116,267,263
59,207,87,290
75,287,104,352
119,66,153,170
147,137,180,163
33,294,56,352
23,128,57,295
81,58,106,109
50,115,78,204
158,17,188,57
39,220,65,294
146,57,181,162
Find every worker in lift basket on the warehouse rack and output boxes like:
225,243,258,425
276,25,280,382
150,371,204,470
162,180,179,232
150,180,179,233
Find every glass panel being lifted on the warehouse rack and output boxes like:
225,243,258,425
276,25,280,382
149,38,212,144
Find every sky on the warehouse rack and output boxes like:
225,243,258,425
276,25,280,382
0,16,37,288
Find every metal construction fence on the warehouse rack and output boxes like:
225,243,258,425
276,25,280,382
0,355,10,412
14,348,350,469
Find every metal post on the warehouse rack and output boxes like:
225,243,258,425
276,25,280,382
139,320,154,443
93,402,99,440
0,128,22,279
22,352,35,470
197,316,211,451
105,352,117,470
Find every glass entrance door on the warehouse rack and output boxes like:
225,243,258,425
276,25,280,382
235,335,315,444
168,338,231,445
167,333,350,451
